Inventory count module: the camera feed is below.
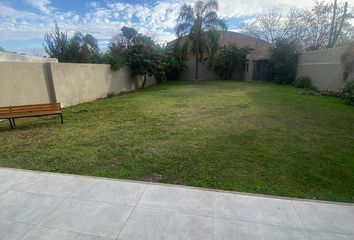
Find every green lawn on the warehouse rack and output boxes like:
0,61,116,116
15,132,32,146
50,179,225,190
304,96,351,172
1,81,354,202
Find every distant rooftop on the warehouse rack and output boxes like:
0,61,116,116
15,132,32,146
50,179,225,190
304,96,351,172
169,31,271,58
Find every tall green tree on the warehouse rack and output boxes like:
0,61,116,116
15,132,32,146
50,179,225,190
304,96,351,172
44,23,99,63
109,27,157,55
68,32,99,63
175,0,227,80
163,42,188,80
271,38,300,84
43,23,69,62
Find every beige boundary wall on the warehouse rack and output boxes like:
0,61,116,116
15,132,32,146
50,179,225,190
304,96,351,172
0,62,155,107
0,52,58,63
297,46,354,92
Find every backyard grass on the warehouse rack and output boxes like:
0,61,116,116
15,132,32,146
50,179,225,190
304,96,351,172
1,81,354,203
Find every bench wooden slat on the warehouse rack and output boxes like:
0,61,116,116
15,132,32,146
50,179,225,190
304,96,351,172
9,107,61,113
0,103,61,115
0,111,62,119
10,104,60,109
0,103,63,129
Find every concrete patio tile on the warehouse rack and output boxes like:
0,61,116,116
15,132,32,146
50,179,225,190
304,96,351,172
12,173,87,197
214,193,303,228
214,217,309,240
71,179,146,206
118,207,213,240
292,201,354,234
0,191,63,224
0,168,17,185
20,226,111,240
0,170,37,193
0,218,33,240
39,198,134,239
308,231,354,240
137,185,214,216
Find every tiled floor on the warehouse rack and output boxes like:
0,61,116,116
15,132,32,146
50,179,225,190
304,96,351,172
1,168,354,240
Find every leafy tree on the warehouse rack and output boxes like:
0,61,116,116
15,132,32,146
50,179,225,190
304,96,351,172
163,42,188,80
175,0,227,81
123,44,154,88
67,32,99,63
109,26,169,86
270,38,300,84
340,81,354,105
109,27,157,56
43,23,69,62
94,53,124,71
211,45,250,79
44,23,100,63
121,27,138,47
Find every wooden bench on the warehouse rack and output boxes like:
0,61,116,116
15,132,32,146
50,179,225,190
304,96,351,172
0,103,63,129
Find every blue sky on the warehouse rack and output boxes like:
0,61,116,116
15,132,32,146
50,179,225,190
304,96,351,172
0,0,350,54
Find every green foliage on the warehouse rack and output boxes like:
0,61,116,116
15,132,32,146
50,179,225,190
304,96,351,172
107,26,163,86
340,81,354,106
44,23,100,63
293,76,313,88
106,93,115,98
44,24,99,63
89,53,124,71
175,0,227,80
211,45,250,79
103,54,124,71
271,38,299,85
124,45,152,76
163,43,188,80
109,27,157,56
294,76,319,96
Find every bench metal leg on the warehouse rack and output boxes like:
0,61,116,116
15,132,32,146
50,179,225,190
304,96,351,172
8,119,14,129
12,118,16,127
60,113,64,124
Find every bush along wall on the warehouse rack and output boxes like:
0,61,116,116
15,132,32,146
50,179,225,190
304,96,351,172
293,76,319,95
340,81,354,106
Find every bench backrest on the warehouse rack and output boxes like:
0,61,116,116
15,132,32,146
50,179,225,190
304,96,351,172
0,103,61,116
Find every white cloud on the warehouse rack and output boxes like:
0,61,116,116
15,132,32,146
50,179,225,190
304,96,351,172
23,0,53,15
217,0,354,18
1,0,354,53
0,2,36,18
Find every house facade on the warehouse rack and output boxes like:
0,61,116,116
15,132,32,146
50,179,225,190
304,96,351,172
175,31,271,81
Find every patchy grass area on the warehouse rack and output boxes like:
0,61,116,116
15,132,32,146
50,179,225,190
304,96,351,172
1,81,354,202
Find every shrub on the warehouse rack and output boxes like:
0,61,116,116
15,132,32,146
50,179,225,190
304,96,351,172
270,38,299,85
94,54,124,71
106,93,115,98
104,54,124,71
211,45,250,79
293,76,313,89
340,81,354,106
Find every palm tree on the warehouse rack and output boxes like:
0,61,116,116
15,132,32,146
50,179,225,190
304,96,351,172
175,0,227,81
